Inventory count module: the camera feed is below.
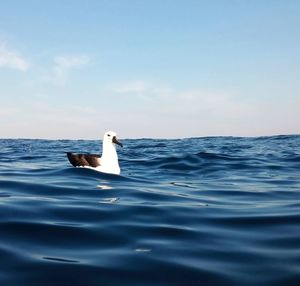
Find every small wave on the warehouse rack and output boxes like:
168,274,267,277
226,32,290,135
0,136,299,286
42,256,79,263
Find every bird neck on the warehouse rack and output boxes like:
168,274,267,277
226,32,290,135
100,141,120,174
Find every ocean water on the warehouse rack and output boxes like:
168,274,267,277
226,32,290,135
0,135,300,286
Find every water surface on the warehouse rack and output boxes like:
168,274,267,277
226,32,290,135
0,136,300,285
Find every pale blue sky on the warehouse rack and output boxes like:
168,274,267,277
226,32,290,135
0,0,299,138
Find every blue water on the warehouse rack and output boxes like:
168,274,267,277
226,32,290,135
0,135,300,285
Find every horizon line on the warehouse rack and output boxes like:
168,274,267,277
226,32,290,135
0,133,299,141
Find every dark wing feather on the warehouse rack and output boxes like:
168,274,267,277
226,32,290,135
67,152,100,168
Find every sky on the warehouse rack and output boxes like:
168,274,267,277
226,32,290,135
0,0,299,139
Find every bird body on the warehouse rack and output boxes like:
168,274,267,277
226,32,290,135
66,131,123,175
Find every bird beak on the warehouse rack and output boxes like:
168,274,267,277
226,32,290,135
112,136,123,148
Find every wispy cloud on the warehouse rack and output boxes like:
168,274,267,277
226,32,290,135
0,42,30,71
54,55,90,69
111,80,147,94
45,54,90,85
0,106,18,117
110,80,250,117
107,80,259,137
0,101,99,139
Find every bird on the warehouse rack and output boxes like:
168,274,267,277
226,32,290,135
66,131,123,175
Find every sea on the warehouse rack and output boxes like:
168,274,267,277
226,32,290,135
0,135,299,286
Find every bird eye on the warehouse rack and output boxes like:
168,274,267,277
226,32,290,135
107,134,111,137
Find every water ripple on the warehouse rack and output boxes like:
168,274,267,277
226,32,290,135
0,136,300,285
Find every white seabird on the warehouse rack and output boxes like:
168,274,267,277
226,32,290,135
66,131,123,175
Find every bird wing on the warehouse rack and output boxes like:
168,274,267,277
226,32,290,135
67,152,101,168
